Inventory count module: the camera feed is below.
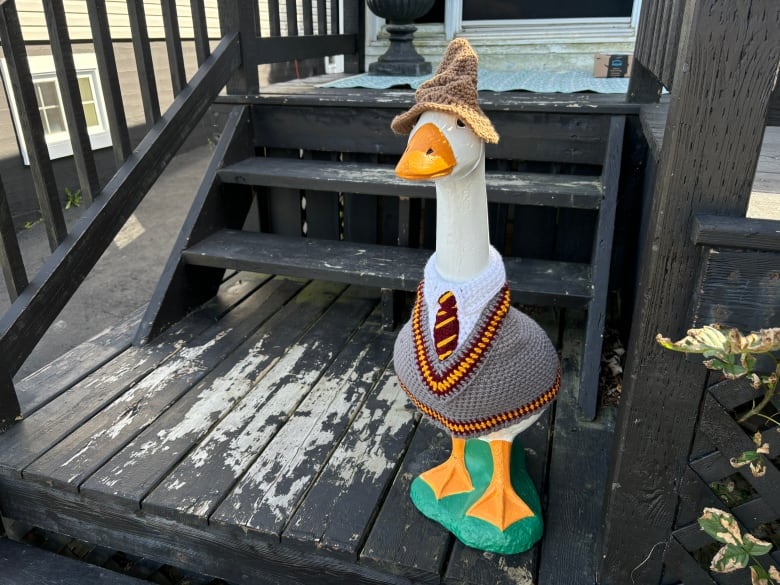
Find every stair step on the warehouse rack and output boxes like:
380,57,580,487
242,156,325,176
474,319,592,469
218,157,603,209
182,229,593,308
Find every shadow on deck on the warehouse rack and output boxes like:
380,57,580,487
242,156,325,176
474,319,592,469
0,272,614,585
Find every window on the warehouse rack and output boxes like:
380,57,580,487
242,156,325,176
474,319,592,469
450,0,641,42
0,53,112,165
369,0,642,46
462,0,633,20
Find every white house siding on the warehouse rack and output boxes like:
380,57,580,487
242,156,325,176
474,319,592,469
14,0,222,41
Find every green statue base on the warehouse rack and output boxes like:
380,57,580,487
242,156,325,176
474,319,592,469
410,437,543,555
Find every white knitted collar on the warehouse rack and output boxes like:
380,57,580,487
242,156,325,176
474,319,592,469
423,247,506,344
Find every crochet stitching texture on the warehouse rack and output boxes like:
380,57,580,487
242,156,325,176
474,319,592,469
394,278,561,439
413,282,511,398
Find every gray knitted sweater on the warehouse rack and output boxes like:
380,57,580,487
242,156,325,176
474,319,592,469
393,281,560,439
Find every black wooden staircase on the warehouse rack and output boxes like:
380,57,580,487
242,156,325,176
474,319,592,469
136,88,627,419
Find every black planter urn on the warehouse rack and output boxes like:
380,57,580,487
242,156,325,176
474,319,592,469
367,0,435,75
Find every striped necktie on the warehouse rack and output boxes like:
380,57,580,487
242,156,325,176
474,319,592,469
434,291,459,360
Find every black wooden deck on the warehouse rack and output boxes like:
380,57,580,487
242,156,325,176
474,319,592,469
0,272,614,585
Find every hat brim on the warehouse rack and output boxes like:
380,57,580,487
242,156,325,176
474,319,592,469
391,102,499,144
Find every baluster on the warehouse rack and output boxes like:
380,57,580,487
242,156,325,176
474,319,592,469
268,0,282,36
190,0,211,65
86,0,132,166
317,0,327,35
44,0,100,205
303,0,314,36
161,0,187,95
127,0,161,128
286,0,299,36
0,177,27,302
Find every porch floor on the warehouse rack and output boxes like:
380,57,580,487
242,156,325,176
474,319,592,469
0,272,614,585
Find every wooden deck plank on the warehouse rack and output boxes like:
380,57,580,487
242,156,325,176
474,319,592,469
142,286,378,525
80,283,363,509
14,307,142,415
283,370,418,559
360,417,453,584
209,309,394,541
0,274,271,480
22,277,313,492
218,158,604,210
537,313,617,585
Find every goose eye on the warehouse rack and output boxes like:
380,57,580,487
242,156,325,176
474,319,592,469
456,119,466,128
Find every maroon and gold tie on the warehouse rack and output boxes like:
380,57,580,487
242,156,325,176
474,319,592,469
434,291,459,360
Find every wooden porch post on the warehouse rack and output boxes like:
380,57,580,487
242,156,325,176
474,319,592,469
599,2,780,584
218,1,259,94
342,0,364,74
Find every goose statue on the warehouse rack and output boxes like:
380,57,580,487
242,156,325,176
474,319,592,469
391,38,560,554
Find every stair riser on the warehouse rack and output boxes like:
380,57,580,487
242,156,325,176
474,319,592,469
250,103,611,166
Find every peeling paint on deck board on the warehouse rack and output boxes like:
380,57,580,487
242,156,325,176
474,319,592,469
359,418,453,582
283,371,418,559
142,287,379,524
80,332,281,503
21,277,312,491
209,312,394,539
0,274,274,480
15,307,144,416
83,281,356,506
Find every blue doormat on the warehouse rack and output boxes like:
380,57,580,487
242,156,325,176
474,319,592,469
320,69,629,93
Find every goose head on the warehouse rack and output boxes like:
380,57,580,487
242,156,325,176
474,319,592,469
395,110,485,182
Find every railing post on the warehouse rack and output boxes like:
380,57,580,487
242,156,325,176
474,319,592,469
342,0,364,73
218,1,259,94
600,1,780,583
0,364,20,432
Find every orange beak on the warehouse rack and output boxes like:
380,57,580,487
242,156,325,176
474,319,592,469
395,123,456,180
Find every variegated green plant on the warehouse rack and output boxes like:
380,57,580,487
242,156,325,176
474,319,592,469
656,325,779,382
699,508,779,584
660,327,780,583
657,325,780,447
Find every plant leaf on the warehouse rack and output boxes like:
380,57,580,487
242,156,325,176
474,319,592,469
768,565,780,583
711,543,749,573
731,450,760,467
746,328,780,353
751,459,768,477
656,326,728,354
699,508,743,545
744,534,773,556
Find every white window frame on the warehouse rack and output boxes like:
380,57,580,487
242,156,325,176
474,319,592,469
0,53,112,166
369,0,642,43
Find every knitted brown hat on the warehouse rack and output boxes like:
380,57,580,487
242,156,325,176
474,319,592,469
391,38,499,144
